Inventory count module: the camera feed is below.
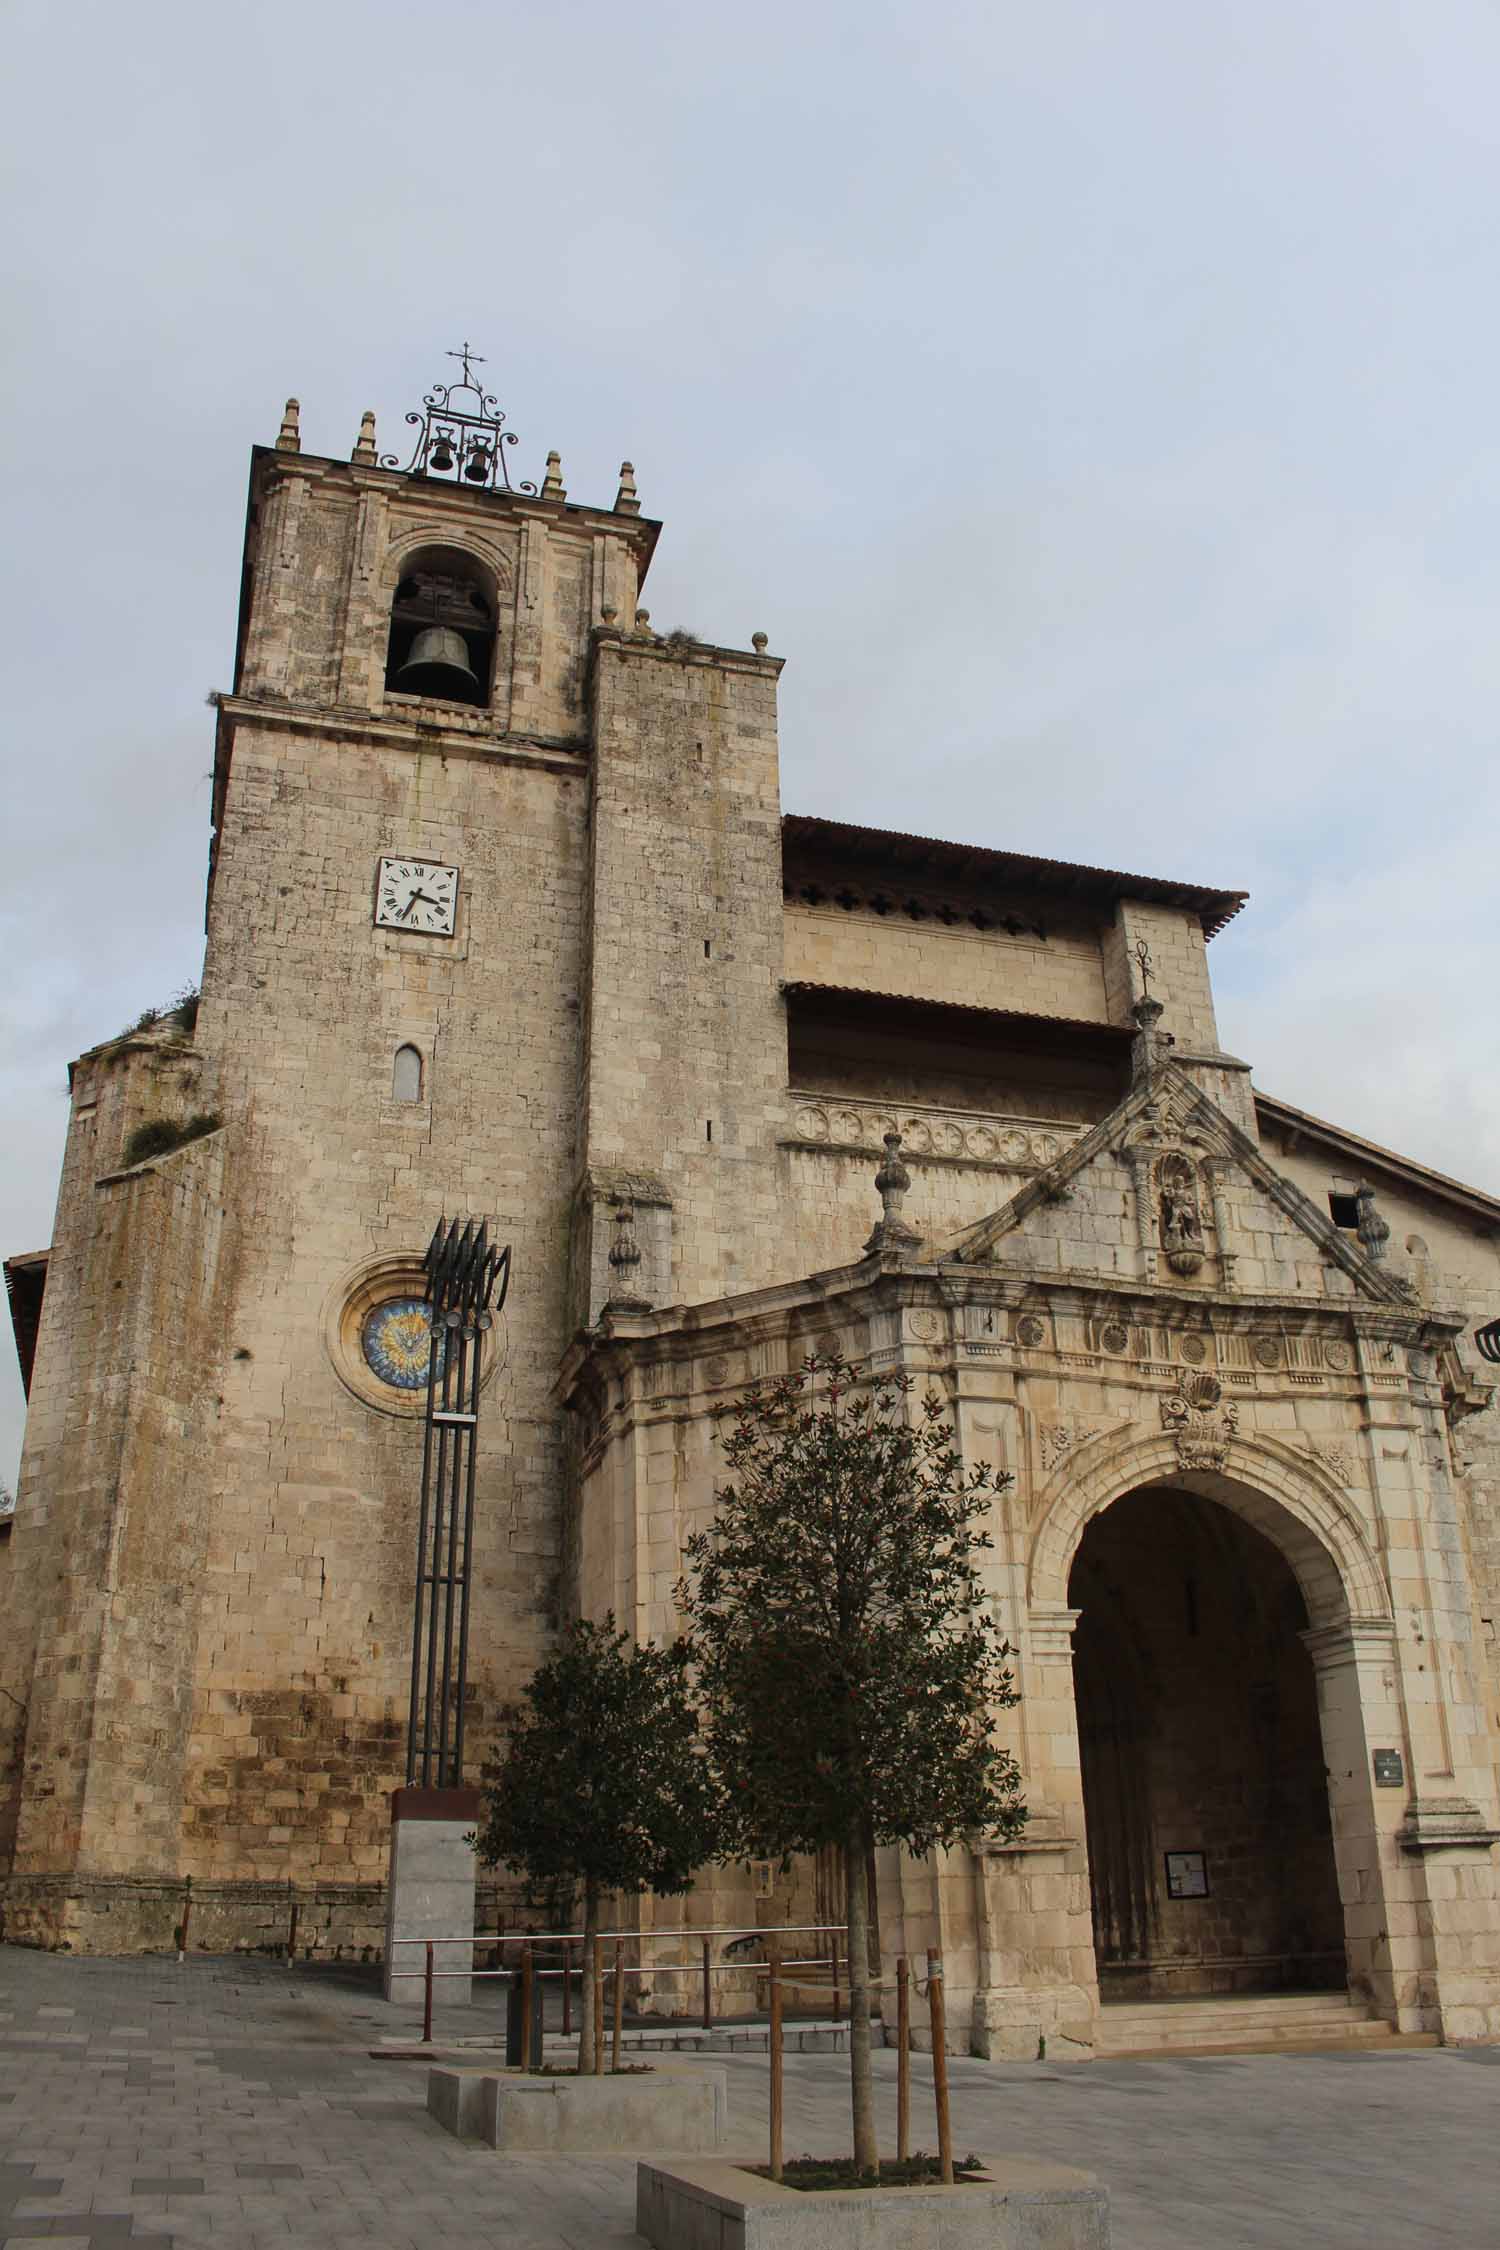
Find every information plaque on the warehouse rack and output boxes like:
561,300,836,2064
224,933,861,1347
1164,1849,1210,1899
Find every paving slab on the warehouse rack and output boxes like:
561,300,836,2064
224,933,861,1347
0,1946,1497,2247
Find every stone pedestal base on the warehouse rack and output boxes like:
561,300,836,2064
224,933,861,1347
971,1983,1097,2062
382,1786,479,2008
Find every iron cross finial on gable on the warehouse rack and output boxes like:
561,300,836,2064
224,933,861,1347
1133,937,1155,998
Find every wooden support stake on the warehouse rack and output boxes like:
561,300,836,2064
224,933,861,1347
593,1942,605,2075
612,1938,625,2071
831,1928,842,2023
896,1954,910,2162
521,1944,535,2068
561,1937,571,2037
286,1900,299,1966
927,1948,953,2185
422,1941,435,2046
768,1936,783,2183
702,1935,713,2029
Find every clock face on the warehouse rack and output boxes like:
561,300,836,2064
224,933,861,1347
375,856,459,935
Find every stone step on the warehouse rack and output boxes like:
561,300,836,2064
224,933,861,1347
1099,2015,1391,2052
1099,1992,1363,2032
1095,1991,1400,2057
1100,2026,1440,2060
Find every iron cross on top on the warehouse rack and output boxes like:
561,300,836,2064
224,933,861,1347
447,342,487,388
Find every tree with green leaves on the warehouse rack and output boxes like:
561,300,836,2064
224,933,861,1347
680,1354,1025,2174
475,1617,726,2071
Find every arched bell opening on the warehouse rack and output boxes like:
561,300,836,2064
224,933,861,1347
383,546,496,709
1067,1484,1345,2004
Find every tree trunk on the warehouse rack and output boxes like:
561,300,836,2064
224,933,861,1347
844,1829,879,2176
579,1879,599,2075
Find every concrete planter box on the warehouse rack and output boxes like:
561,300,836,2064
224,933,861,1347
427,2061,728,2153
636,2154,1110,2249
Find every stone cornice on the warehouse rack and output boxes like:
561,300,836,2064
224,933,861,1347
554,1251,1441,1417
214,693,588,771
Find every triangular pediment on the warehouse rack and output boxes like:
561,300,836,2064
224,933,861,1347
941,1063,1413,1307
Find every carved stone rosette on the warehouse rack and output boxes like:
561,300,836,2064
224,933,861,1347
1160,1371,1238,1471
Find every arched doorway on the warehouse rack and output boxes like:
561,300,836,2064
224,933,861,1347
1068,1484,1345,2001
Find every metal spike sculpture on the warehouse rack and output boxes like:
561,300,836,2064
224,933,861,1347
406,1215,512,1788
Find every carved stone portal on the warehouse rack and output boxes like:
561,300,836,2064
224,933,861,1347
1157,1151,1206,1278
1161,1371,1238,1471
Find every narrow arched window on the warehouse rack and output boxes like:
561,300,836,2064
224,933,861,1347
392,1044,423,1103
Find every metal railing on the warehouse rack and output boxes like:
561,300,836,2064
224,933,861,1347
386,1922,849,2048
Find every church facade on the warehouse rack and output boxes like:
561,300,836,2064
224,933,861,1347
5,371,1500,2054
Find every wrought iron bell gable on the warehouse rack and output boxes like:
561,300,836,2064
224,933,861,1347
381,343,537,495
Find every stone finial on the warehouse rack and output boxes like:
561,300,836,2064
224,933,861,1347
615,461,641,515
351,410,377,466
541,449,566,500
276,398,301,453
600,603,619,628
751,632,769,654
864,1131,923,1257
1130,993,1171,1081
605,1201,651,1313
634,607,654,638
1355,1181,1391,1263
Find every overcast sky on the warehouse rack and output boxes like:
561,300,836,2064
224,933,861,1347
5,0,1500,1477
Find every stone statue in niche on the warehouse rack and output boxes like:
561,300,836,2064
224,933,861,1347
1157,1151,1206,1277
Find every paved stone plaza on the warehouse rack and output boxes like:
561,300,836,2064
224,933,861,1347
0,1947,1494,2249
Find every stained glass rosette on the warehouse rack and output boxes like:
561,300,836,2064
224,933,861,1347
360,1296,445,1391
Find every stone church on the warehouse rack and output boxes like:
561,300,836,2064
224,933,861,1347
5,363,1500,2056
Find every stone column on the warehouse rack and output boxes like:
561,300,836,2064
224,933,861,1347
970,1604,1099,2060
1301,1620,1422,2029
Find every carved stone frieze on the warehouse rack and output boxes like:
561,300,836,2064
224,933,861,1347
790,1095,1082,1173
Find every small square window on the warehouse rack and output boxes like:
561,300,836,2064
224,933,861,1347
1328,1192,1361,1230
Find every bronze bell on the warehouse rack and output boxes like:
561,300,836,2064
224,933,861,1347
395,625,478,698
463,440,493,483
427,436,456,473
